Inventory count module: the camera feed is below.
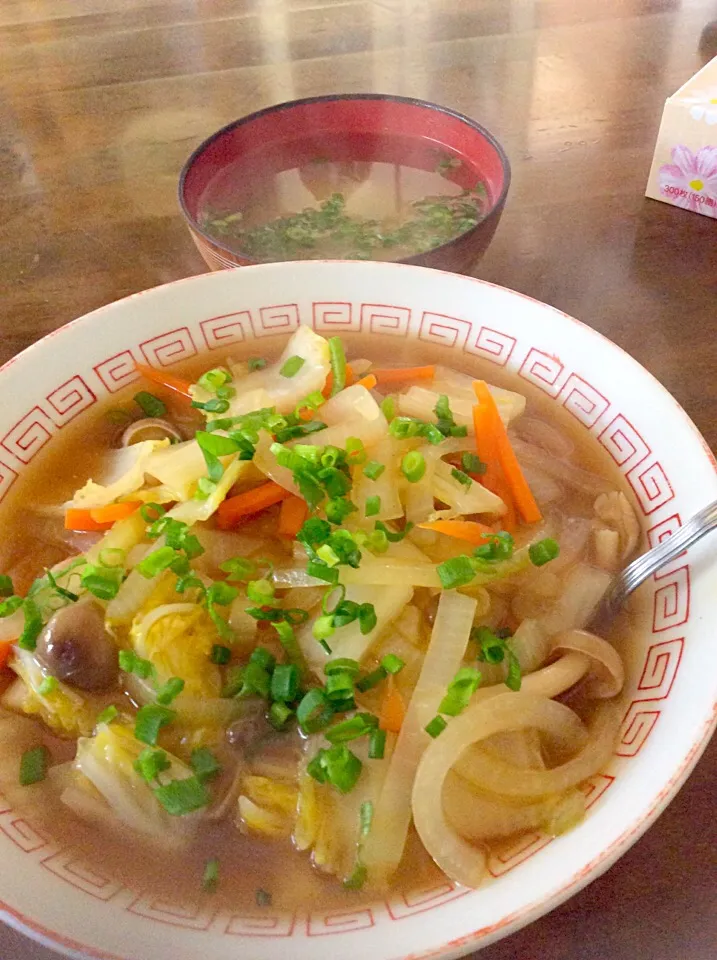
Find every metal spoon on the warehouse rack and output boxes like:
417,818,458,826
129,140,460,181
588,498,717,631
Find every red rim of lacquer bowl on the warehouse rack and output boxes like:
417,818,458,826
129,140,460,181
178,93,511,267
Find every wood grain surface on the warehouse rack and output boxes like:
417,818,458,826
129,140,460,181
1,0,716,957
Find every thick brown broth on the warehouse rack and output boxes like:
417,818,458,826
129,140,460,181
0,343,637,911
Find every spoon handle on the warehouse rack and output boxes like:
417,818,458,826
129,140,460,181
599,498,717,621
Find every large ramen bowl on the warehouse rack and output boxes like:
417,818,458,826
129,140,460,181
1,262,716,960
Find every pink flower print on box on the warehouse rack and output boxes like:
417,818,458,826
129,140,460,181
658,145,717,217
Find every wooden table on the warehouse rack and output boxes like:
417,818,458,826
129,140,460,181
1,0,716,957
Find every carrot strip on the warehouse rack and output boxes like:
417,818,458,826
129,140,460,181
472,381,542,525
278,496,308,538
379,676,406,733
217,481,293,530
322,363,355,399
0,640,13,671
371,365,435,386
65,501,143,531
65,509,111,532
417,519,496,545
355,373,377,391
135,363,193,401
90,501,142,524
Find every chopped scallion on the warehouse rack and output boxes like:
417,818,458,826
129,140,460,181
297,688,333,734
528,537,561,567
280,355,305,378
154,775,210,815
19,745,49,786
202,858,219,892
363,460,385,481
134,704,176,746
328,337,346,396
134,391,167,418
424,715,447,738
402,450,426,483
155,677,185,706
190,747,222,782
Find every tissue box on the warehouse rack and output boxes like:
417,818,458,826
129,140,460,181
645,55,717,219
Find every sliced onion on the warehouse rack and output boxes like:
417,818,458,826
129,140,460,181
361,590,477,888
453,699,619,801
512,438,614,497
538,562,611,636
476,651,589,701
550,629,624,698
510,619,551,674
412,694,587,887
121,418,184,446
482,729,545,769
513,417,574,459
443,771,565,842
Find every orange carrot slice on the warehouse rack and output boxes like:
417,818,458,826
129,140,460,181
278,496,308,538
0,640,13,671
322,363,355,399
135,363,193,401
379,675,406,733
472,381,541,525
354,373,378,391
65,501,142,531
217,481,292,530
371,365,435,386
417,519,496,545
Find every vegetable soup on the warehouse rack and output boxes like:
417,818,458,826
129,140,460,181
0,327,637,908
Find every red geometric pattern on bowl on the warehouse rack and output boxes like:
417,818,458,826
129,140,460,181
616,702,662,757
598,413,651,472
0,792,10,816
487,832,554,878
41,852,125,902
579,773,615,809
254,304,300,338
127,895,216,930
93,349,141,394
45,375,97,426
361,303,411,338
0,817,49,854
419,311,473,351
517,348,565,397
387,881,470,920
558,374,609,428
627,459,675,516
307,907,375,936
466,326,516,366
652,566,689,632
648,514,686,578
200,311,253,350
224,911,297,938
637,637,684,699
312,301,357,332
140,328,197,368
0,291,702,958
1,406,55,464
0,456,18,506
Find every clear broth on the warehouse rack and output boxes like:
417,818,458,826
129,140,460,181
197,140,489,262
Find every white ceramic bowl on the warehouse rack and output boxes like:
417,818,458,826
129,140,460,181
1,262,716,960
